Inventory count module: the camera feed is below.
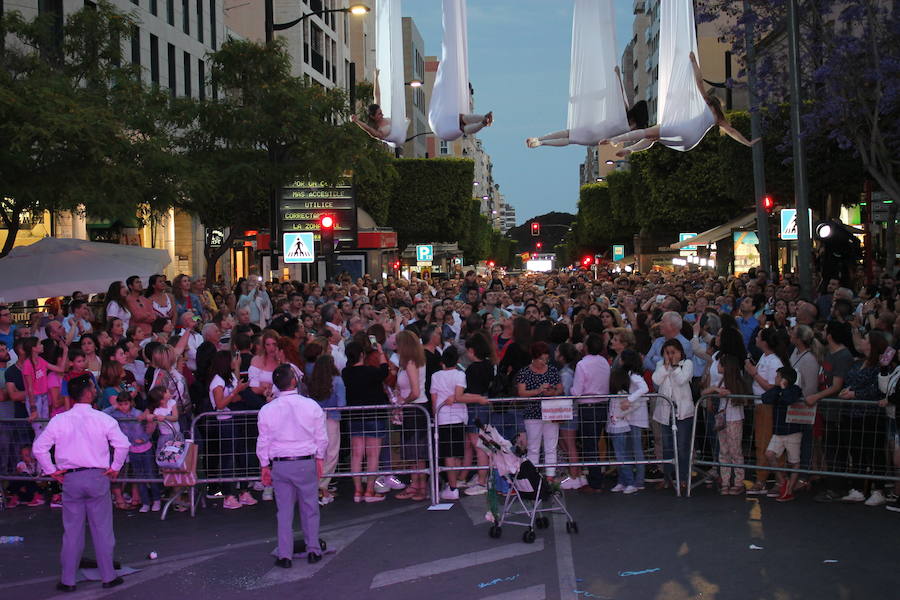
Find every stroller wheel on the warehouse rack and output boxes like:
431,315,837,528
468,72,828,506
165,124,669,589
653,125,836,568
488,525,502,539
535,517,549,529
565,521,579,534
522,528,536,544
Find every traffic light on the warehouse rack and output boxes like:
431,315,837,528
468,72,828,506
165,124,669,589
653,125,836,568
531,222,540,237
582,255,593,267
487,260,496,268
320,215,335,250
762,195,775,216
536,241,542,250
392,260,401,270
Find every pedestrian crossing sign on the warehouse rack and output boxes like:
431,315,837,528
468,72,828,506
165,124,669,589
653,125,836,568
779,209,812,240
283,232,315,263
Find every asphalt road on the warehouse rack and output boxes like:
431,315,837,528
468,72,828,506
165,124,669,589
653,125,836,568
1,484,897,600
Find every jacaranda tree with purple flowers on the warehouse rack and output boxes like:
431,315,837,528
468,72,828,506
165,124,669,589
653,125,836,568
698,0,899,263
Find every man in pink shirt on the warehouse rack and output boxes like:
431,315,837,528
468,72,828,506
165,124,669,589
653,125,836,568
33,374,130,592
572,333,610,493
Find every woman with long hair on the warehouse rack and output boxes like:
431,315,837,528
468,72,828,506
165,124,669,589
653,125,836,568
104,280,131,330
147,344,190,429
208,349,253,510
106,317,126,346
343,340,390,503
172,274,203,322
249,330,280,398
79,333,102,380
393,330,429,501
702,354,748,495
145,274,175,321
307,355,346,505
744,327,788,495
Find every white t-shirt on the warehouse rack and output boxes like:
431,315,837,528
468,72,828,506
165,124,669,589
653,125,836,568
209,374,236,420
752,353,784,400
153,398,180,433
431,368,467,425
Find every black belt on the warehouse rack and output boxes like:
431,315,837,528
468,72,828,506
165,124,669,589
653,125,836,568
272,455,314,462
66,467,102,473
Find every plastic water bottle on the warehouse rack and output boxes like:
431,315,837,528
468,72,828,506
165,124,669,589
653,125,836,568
0,536,24,544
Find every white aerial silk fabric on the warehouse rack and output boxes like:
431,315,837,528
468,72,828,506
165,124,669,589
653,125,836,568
657,0,715,151
375,0,409,147
429,0,469,142
566,0,629,145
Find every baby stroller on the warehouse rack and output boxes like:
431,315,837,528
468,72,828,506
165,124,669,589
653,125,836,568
476,420,578,543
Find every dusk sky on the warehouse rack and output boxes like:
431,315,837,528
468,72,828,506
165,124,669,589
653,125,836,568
401,0,636,225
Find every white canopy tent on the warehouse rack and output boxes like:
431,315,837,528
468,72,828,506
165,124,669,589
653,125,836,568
0,237,171,303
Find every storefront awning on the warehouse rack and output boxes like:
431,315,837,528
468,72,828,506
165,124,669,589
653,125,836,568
668,213,758,250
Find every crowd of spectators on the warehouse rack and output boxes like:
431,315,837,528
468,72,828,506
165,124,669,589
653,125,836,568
1,264,899,513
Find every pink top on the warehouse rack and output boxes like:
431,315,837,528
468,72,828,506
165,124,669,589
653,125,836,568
22,356,51,395
571,354,611,399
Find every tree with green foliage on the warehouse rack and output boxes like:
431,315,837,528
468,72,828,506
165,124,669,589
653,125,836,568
568,183,638,259
177,38,362,280
387,158,474,250
0,2,177,256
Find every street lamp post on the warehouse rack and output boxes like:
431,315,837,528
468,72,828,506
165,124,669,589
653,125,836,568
743,0,771,277
263,1,370,278
787,0,812,296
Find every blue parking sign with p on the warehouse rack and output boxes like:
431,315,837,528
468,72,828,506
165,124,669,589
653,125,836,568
416,245,433,262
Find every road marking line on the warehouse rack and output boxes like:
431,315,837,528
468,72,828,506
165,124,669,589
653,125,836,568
247,522,373,590
0,504,422,591
553,515,578,600
370,539,545,589
44,553,223,600
479,584,546,600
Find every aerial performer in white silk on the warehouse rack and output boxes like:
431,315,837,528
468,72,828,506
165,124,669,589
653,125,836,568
350,0,409,146
605,0,759,157
525,0,634,149
428,0,493,141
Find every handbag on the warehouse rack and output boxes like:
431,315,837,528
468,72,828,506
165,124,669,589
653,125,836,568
714,410,727,432
155,421,193,470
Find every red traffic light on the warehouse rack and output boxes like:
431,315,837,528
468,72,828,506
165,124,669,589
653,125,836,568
321,215,334,229
762,195,774,215
582,255,593,266
536,242,542,250
531,222,540,236
487,260,496,268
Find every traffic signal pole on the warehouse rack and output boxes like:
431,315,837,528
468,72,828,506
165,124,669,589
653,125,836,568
743,0,771,277
787,0,812,297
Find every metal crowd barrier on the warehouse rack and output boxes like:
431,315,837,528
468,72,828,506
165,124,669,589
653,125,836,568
687,394,896,497
188,403,436,509
431,394,684,501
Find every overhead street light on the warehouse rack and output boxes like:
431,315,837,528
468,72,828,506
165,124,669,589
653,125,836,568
262,1,369,273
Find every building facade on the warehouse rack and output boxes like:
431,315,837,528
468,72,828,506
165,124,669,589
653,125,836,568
2,0,227,279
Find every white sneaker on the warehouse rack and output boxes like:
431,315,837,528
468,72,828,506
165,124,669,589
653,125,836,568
151,500,161,512
623,485,639,495
262,487,274,501
385,475,407,490
841,489,866,503
139,504,151,513
865,490,886,506
464,484,487,496
440,487,460,501
374,477,391,494
239,492,258,506
252,481,266,492
559,476,583,490
611,484,626,493
464,475,480,488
